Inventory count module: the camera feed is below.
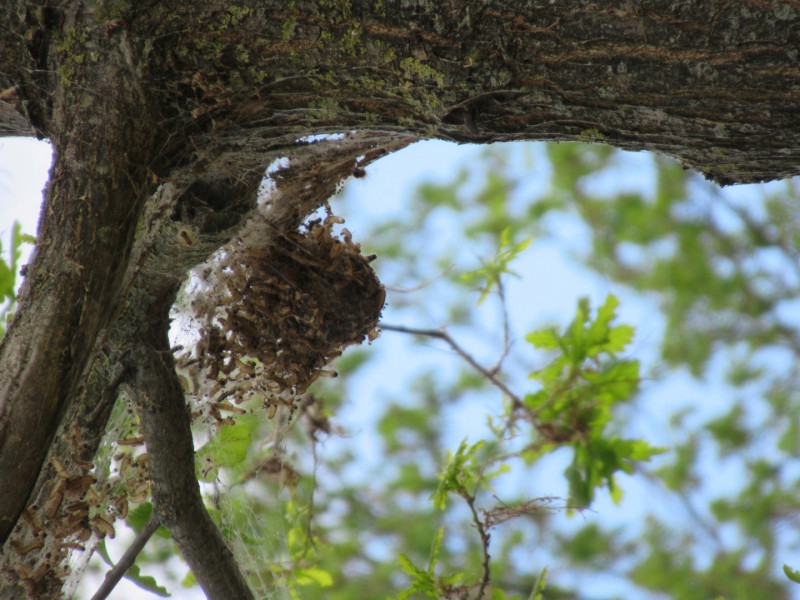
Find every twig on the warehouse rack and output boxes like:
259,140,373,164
464,491,492,599
636,465,723,546
303,434,320,556
91,513,161,600
489,278,513,375
380,323,525,410
383,269,452,293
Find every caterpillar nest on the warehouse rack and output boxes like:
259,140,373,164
193,211,384,413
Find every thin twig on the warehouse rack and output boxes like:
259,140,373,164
489,278,513,375
464,491,492,599
303,435,320,556
380,323,525,410
91,513,161,600
635,465,723,546
383,269,452,293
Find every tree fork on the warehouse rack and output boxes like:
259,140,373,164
0,130,409,596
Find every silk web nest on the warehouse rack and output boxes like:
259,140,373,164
188,209,384,419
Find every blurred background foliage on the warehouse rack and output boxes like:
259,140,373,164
26,141,796,598
0,222,33,338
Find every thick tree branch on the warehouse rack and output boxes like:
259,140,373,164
131,338,254,600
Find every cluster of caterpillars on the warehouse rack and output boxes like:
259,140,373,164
6,446,135,596
188,207,384,424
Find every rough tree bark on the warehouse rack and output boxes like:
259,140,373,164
0,1,798,598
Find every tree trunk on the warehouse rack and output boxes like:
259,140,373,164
0,1,798,597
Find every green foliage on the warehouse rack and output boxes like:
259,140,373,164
195,416,257,481
396,527,444,599
293,567,333,588
317,142,798,598
460,228,531,304
529,567,548,600
432,439,486,510
524,295,664,505
783,564,800,584
0,222,35,338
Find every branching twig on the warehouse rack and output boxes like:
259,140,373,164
463,490,492,599
482,496,573,529
91,513,161,600
380,323,525,410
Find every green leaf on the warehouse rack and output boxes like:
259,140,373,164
125,502,152,531
706,404,750,453
586,294,619,346
195,421,254,481
181,570,196,588
529,566,548,600
625,439,668,461
784,564,800,584
428,526,444,574
566,437,665,506
525,329,560,350
609,482,624,504
432,438,484,509
398,553,426,578
95,540,113,566
397,554,439,599
124,563,171,597
606,324,634,353
459,228,532,304
582,359,640,407
0,222,34,307
0,258,13,303
295,567,334,587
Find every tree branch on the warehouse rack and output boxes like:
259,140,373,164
464,491,492,600
380,323,525,409
131,340,254,600
90,513,161,600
